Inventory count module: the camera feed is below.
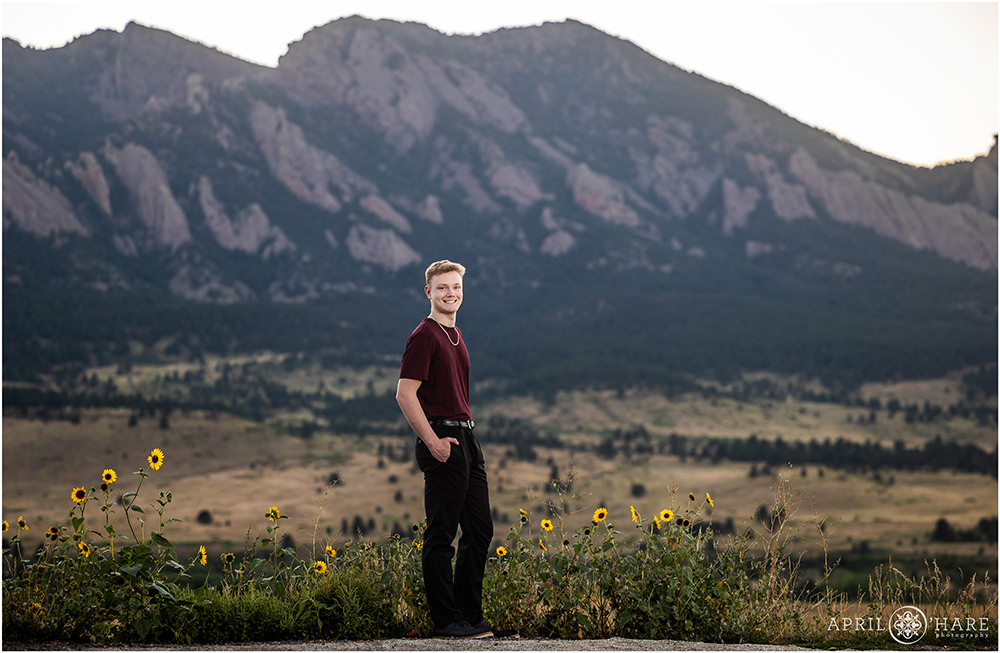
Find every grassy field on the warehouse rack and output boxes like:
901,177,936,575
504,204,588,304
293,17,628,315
490,384,993,446
4,372,995,580
3,363,995,648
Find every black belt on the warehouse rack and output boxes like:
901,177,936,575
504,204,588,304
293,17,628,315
430,419,475,429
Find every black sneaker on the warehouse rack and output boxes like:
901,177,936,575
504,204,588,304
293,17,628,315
433,621,494,639
470,619,519,639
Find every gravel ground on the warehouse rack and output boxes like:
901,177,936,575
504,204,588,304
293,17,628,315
5,638,812,651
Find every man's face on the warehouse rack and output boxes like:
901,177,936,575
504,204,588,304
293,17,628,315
426,271,463,316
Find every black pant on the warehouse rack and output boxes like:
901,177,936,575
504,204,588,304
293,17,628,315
415,424,493,629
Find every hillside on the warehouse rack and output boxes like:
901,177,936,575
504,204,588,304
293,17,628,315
2,17,997,392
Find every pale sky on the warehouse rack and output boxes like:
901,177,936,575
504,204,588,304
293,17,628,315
2,0,997,167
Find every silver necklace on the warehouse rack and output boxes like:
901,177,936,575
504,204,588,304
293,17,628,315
429,314,460,346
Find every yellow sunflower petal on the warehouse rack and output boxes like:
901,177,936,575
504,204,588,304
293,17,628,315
148,448,164,470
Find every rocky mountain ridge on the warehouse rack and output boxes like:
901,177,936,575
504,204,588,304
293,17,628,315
5,19,997,280
2,17,996,387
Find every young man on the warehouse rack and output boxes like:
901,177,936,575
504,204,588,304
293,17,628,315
396,260,495,639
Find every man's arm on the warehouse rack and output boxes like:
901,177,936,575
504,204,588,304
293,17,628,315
396,378,459,462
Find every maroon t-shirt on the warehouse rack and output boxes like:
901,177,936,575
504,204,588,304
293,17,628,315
399,318,471,421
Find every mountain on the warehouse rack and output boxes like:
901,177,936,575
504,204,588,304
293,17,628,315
3,17,997,392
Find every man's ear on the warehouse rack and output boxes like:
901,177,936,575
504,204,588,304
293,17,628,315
424,286,431,298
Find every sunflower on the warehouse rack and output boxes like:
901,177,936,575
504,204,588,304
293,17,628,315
659,509,674,523
1,521,7,533
496,546,508,557
706,492,714,507
326,545,337,558
78,541,90,558
198,545,207,566
653,516,661,530
267,506,280,522
519,509,528,524
17,515,28,530
539,539,547,551
313,560,327,574
102,469,117,485
541,519,553,531
148,448,164,470
592,507,608,523
689,492,696,502
47,526,60,539
71,487,87,504
222,552,236,564
413,540,423,550
630,505,639,524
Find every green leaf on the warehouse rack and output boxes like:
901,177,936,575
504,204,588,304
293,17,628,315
151,579,176,600
150,532,172,547
130,504,145,513
134,618,152,638
119,563,143,577
122,543,152,558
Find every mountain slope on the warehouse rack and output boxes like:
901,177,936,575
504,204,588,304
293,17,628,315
2,17,996,390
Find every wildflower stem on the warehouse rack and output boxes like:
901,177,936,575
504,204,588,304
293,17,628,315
102,489,116,559
119,472,146,544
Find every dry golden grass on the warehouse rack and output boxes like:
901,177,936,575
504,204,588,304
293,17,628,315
490,445,996,557
859,367,995,408
3,382,995,570
484,387,993,446
2,409,323,551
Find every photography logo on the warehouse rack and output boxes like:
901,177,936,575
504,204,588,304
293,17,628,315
889,605,928,645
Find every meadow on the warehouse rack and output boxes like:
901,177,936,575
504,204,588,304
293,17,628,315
2,359,997,646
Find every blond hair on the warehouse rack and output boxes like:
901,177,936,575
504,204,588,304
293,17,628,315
424,259,466,287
